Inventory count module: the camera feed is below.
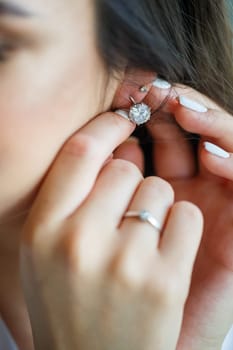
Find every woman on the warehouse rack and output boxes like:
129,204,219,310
0,0,232,349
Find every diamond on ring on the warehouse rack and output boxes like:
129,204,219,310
139,210,151,221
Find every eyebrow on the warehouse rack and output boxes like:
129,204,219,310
0,1,36,18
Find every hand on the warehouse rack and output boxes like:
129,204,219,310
19,110,203,350
115,84,233,349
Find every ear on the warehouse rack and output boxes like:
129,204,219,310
111,68,156,110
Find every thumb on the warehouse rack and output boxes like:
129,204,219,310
113,136,145,174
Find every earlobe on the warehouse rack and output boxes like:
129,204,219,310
111,68,156,111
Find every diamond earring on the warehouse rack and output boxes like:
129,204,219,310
128,96,151,125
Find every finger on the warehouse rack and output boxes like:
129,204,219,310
195,137,221,180
174,97,233,180
147,114,196,179
119,177,174,244
143,80,203,180
144,79,222,117
68,159,143,275
159,201,203,282
113,137,145,174
172,84,223,110
145,80,233,181
22,111,135,239
175,97,233,151
200,141,233,181
76,159,143,230
110,177,174,287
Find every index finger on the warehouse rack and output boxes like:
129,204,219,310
22,111,135,237
144,80,223,118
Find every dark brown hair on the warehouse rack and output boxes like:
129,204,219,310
96,0,233,114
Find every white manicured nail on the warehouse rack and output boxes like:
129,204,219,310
152,78,171,89
114,109,130,121
204,142,230,159
178,96,208,113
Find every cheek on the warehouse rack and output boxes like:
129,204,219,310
0,107,67,218
0,48,105,218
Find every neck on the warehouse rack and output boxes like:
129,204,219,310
0,216,25,257
0,181,41,349
0,185,37,256
0,200,29,299
0,208,34,350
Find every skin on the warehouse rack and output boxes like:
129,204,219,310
115,85,233,349
19,114,203,350
0,0,118,348
0,0,113,224
0,1,232,350
1,1,198,350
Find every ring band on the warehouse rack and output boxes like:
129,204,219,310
124,209,162,232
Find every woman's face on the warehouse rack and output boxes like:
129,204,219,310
0,0,116,223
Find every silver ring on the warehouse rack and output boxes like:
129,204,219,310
124,209,162,232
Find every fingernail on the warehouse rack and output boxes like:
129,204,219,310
203,142,230,159
114,109,130,121
178,96,208,113
152,78,171,89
